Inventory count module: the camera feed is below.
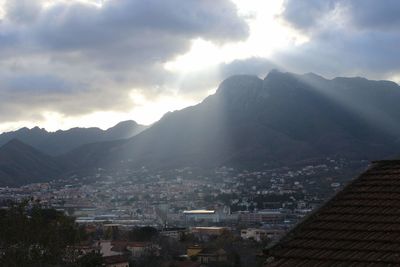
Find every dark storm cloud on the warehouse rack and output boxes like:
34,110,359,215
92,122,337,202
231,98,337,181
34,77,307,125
19,0,248,67
282,0,400,33
281,0,337,33
274,0,400,79
0,0,248,123
4,74,72,93
345,0,400,31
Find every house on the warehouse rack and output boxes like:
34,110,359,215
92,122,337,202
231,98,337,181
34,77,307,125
241,228,285,242
99,240,123,257
241,228,267,242
110,241,129,255
103,255,129,267
265,160,400,266
186,246,227,265
190,227,228,236
102,240,159,258
126,242,159,257
187,245,203,257
238,209,285,224
196,248,227,264
160,227,187,239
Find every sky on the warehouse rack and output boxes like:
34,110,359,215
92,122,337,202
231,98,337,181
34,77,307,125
0,0,399,133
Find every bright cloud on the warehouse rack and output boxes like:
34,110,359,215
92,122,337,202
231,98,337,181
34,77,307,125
0,0,248,131
0,0,399,133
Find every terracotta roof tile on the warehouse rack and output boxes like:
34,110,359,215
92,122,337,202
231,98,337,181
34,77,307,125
266,160,400,266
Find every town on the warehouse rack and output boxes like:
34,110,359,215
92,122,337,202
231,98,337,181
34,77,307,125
0,157,368,266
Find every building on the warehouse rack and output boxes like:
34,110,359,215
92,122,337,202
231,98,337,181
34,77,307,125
183,210,219,223
103,255,129,267
240,228,285,242
189,227,229,242
238,209,285,224
160,227,187,239
186,246,228,265
197,248,227,265
187,245,203,257
190,226,228,236
265,160,400,266
241,228,267,242
99,240,122,257
126,242,158,257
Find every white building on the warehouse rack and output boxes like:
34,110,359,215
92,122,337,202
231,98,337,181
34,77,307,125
183,210,219,223
240,228,267,242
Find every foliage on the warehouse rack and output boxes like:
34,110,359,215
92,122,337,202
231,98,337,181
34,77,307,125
128,226,158,242
76,251,104,267
0,201,83,266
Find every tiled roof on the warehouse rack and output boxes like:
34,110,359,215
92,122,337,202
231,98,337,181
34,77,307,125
103,255,129,264
265,160,400,266
162,261,200,267
197,248,226,256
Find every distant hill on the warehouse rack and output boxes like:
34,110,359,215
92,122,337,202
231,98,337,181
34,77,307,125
64,70,400,171
0,139,63,186
0,120,146,156
2,70,400,186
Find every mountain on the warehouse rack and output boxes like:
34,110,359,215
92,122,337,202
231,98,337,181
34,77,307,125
0,139,63,186
2,70,400,186
64,70,400,171
0,120,146,156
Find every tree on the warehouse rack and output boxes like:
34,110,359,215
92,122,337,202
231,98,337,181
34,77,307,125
128,226,158,242
76,251,104,267
0,201,84,266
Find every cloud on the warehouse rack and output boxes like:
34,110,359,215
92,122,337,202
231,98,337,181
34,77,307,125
273,0,400,79
345,0,400,31
281,0,400,33
0,0,248,123
280,0,338,33
172,57,280,102
4,0,41,24
219,57,278,79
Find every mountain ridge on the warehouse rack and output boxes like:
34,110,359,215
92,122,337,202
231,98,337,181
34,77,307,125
0,120,147,156
1,70,400,185
63,70,400,172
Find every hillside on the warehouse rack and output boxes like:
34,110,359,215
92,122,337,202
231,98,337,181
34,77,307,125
0,139,63,186
64,70,400,171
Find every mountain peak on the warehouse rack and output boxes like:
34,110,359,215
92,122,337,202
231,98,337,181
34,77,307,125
302,72,326,80
216,75,263,97
30,126,47,134
108,120,139,130
264,69,289,80
105,120,147,139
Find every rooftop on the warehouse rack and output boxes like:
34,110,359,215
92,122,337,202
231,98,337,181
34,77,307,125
265,160,400,266
192,227,227,230
183,210,215,214
102,255,129,264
